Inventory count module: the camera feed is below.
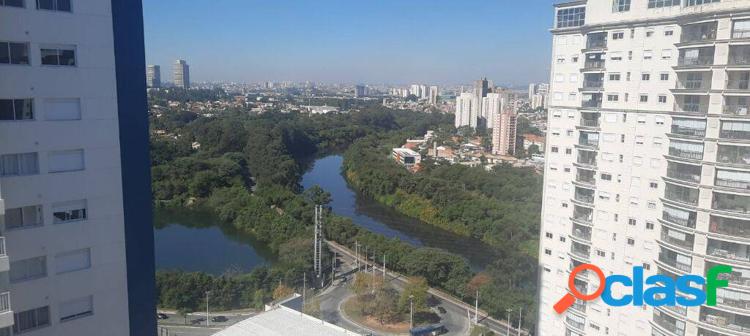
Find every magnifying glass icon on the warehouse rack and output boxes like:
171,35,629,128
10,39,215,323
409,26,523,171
553,263,606,314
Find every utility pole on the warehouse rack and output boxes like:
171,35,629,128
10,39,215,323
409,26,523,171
364,246,368,273
518,307,523,336
331,251,336,283
382,254,386,282
409,295,414,329
313,205,324,286
206,291,211,327
355,241,359,271
506,308,513,336
303,274,306,312
475,290,480,324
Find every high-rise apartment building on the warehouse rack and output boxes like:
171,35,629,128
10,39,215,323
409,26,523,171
483,93,504,129
355,85,366,98
146,65,161,88
455,92,478,129
539,1,750,336
0,0,155,335
429,86,439,105
492,107,517,156
173,59,190,89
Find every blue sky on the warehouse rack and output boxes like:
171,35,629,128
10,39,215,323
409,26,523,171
143,1,557,85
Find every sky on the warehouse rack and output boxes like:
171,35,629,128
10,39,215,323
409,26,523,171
143,0,557,86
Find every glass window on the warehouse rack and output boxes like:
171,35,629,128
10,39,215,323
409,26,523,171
556,7,586,29
48,149,84,173
0,152,39,177
648,0,680,8
52,199,87,224
734,20,750,39
0,42,29,65
9,256,47,283
686,0,719,6
13,306,50,333
5,205,43,230
55,248,91,274
613,0,631,12
1,0,25,7
0,99,33,121
59,296,93,322
40,46,76,66
37,0,70,11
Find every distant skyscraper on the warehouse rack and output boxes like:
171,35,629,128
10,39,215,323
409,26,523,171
419,84,429,99
146,65,161,88
474,78,490,127
428,86,439,105
454,92,477,129
528,83,536,99
492,108,517,156
173,59,190,89
410,84,421,98
354,85,366,98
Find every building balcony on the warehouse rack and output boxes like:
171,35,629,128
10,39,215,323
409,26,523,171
717,145,750,165
572,224,592,242
707,239,750,264
700,307,750,335
677,56,715,67
733,28,750,40
729,46,750,66
671,125,707,138
659,248,693,273
709,261,750,289
668,147,704,161
662,205,698,230
723,104,750,117
715,170,750,190
666,161,702,184
584,33,607,51
665,183,700,206
710,216,750,242
653,310,686,336
674,102,709,114
581,80,604,91
680,22,718,44
720,121,750,140
675,80,711,91
582,60,605,72
713,192,750,215
661,227,695,251
726,79,750,91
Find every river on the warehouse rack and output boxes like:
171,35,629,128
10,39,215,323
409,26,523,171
154,154,493,274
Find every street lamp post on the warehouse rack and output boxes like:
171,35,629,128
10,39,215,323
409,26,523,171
506,308,513,336
206,291,211,327
409,295,414,329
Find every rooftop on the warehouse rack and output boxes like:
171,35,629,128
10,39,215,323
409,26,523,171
212,305,361,336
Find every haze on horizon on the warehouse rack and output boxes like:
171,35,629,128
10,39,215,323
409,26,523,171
143,0,556,86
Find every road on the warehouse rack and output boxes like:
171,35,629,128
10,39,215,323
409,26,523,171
326,240,525,336
319,242,470,336
156,310,256,336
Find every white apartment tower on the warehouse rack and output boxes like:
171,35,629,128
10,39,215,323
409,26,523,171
539,1,750,336
174,59,190,89
483,92,504,130
146,65,161,88
0,0,156,335
429,85,439,105
455,92,478,128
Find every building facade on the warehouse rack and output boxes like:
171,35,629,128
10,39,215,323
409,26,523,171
0,0,155,335
455,92,478,128
483,92,504,130
539,1,750,336
146,65,160,88
173,59,190,89
354,85,366,98
493,108,517,156
429,85,439,105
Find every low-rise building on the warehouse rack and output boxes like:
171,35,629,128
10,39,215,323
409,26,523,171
392,148,421,172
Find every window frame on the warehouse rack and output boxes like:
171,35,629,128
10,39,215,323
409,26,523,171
40,45,77,67
35,0,71,12
0,98,34,121
0,41,30,65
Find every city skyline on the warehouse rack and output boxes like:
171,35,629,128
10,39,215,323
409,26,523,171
142,0,556,85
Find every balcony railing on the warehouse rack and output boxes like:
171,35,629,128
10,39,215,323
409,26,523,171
578,136,599,149
570,299,586,313
671,125,706,137
667,169,701,184
583,60,605,71
730,55,750,66
727,80,750,90
665,185,700,205
713,193,750,214
701,312,750,334
572,225,592,241
663,211,697,229
714,263,750,287
582,80,603,90
576,174,596,186
574,192,595,204
653,312,686,336
0,292,10,314
668,148,704,160
678,56,714,67
676,80,709,90
565,316,585,330
571,245,591,260
580,119,600,128
659,253,692,273
717,145,750,165
661,230,695,250
710,216,750,240
734,30,750,39
581,100,602,109
674,103,709,114
720,129,750,140
681,28,717,44
724,105,750,116
586,38,607,49
716,177,750,190
707,244,750,263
